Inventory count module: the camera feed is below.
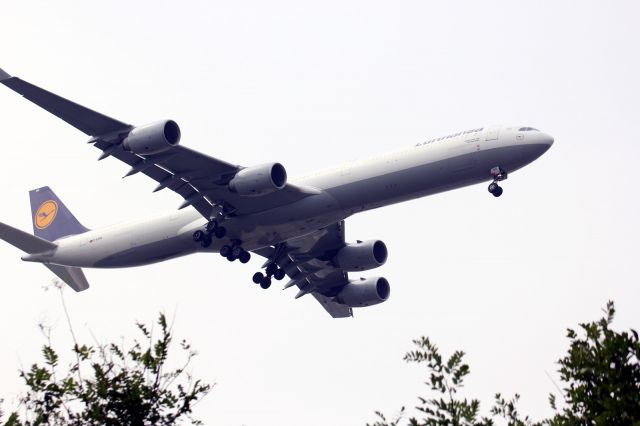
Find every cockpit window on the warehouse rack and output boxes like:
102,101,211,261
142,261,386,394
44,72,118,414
518,127,539,131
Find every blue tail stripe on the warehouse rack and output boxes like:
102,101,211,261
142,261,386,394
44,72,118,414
29,187,89,242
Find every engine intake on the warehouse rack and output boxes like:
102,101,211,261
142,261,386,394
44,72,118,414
228,162,287,196
123,120,181,155
332,240,388,271
337,277,390,308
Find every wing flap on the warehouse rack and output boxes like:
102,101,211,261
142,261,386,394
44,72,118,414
93,139,316,217
312,293,353,318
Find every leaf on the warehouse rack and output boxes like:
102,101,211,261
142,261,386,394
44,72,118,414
8,310,212,425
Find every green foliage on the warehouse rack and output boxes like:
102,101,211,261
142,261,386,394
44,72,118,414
367,337,532,426
490,394,537,426
368,407,406,426
548,300,640,425
369,301,639,426
402,337,482,426
2,312,211,426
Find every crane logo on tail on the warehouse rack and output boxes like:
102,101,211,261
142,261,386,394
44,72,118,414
35,200,58,229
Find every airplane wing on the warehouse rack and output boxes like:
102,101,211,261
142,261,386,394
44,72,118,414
254,221,354,318
0,68,317,218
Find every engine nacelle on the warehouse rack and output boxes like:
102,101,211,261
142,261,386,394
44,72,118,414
332,240,388,271
228,163,287,196
122,120,181,155
337,277,390,308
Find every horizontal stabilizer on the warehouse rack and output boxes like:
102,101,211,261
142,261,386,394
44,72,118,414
45,264,90,292
0,221,88,292
0,221,56,254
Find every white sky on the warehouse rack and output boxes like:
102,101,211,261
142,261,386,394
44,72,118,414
1,1,639,425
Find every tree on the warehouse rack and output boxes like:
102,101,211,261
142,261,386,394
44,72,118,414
548,300,640,425
401,337,482,425
1,283,211,425
369,301,640,426
367,337,533,426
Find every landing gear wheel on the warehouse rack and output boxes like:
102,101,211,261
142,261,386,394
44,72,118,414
220,245,232,258
231,246,243,258
266,263,278,276
488,182,503,197
193,230,205,242
226,255,236,262
273,269,286,280
239,251,251,264
214,226,227,239
206,220,218,233
260,277,272,289
252,272,264,284
200,236,212,248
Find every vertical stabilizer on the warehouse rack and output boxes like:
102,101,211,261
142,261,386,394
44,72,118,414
29,187,89,242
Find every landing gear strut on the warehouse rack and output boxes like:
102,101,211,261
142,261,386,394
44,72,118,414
488,167,507,198
252,263,286,289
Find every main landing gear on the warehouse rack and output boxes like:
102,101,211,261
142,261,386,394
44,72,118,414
220,240,251,264
192,219,227,248
251,263,286,289
488,166,507,198
193,220,250,261
193,217,285,290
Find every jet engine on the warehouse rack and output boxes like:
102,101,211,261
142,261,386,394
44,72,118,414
332,240,388,271
337,277,390,308
228,162,287,196
122,120,181,155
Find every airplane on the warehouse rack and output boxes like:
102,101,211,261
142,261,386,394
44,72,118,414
0,68,553,318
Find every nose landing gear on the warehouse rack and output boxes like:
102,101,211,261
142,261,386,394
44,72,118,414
488,182,503,197
488,166,507,198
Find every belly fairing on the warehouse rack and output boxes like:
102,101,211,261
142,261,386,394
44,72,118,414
92,237,198,268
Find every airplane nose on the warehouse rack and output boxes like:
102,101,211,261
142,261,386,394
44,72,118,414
529,131,554,152
532,132,554,158
516,130,554,163
541,132,554,147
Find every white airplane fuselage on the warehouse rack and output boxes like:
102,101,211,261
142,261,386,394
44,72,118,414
24,125,553,269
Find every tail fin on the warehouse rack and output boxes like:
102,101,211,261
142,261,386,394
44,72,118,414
29,187,89,242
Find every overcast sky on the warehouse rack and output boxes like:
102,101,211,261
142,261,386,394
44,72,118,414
1,1,639,425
